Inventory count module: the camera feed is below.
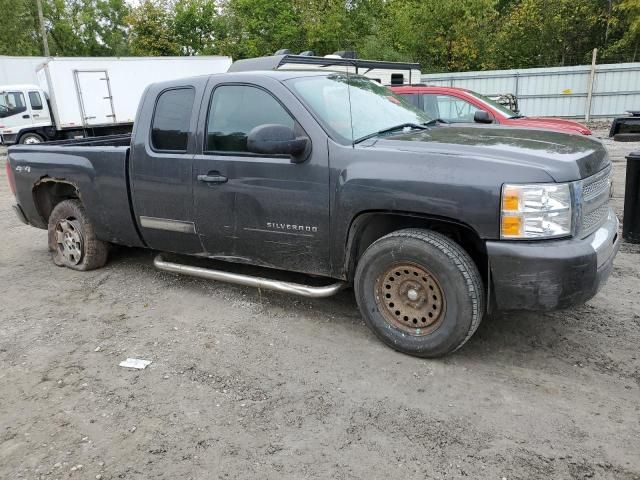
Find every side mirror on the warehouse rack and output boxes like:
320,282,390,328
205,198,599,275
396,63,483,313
474,110,494,124
247,124,310,162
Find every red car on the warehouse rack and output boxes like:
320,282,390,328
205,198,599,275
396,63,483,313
391,85,592,135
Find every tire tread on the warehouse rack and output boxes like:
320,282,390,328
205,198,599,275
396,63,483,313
48,199,108,271
361,228,484,355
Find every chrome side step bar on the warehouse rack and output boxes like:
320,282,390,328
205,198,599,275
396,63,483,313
153,254,347,298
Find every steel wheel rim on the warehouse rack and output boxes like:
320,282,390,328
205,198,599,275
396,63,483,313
23,136,41,144
55,219,84,265
374,262,446,336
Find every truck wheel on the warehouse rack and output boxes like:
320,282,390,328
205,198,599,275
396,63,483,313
47,199,109,271
19,133,44,144
354,228,484,357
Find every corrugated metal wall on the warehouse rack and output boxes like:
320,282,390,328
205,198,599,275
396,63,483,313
0,56,46,85
421,63,640,118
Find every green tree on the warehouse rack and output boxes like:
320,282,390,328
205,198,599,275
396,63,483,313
173,0,225,55
217,0,305,58
44,0,130,56
603,0,640,61
375,0,499,71
490,0,607,68
0,0,41,56
295,0,385,55
127,0,179,56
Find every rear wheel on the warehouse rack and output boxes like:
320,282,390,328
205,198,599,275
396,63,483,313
47,199,109,271
18,133,44,144
354,228,484,357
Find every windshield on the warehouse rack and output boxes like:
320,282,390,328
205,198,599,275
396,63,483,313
286,75,432,143
468,92,520,118
0,91,27,119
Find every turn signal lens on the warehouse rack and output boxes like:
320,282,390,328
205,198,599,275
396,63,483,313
502,188,520,211
501,215,522,237
500,183,572,239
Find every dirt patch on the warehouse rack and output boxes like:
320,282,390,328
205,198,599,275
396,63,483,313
1,132,639,479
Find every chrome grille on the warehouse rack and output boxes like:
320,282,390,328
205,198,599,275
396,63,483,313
582,173,611,201
580,166,612,237
582,204,609,232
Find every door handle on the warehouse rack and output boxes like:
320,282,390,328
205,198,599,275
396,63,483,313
33,114,40,118
197,173,228,184
22,114,30,119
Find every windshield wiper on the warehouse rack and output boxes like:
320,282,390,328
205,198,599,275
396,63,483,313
423,118,450,126
353,123,428,144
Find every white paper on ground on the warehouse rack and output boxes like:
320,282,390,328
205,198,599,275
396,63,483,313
119,358,152,369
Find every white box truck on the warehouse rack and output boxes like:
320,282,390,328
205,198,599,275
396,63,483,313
0,56,232,145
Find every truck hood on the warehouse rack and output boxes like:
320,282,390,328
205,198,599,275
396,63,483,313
511,116,593,135
374,125,608,182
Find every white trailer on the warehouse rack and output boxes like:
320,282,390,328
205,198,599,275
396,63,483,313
0,56,232,144
229,53,422,86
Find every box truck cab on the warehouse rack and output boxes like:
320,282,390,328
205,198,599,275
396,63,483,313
0,85,52,144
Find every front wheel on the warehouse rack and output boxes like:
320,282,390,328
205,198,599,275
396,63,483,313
47,199,109,271
19,133,44,144
354,229,484,357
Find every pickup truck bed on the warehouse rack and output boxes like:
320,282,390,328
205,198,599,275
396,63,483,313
10,134,142,248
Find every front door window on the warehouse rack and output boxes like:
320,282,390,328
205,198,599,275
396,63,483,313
425,94,483,123
0,92,27,118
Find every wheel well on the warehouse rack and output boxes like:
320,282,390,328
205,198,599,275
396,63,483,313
32,180,80,224
345,212,488,283
17,130,46,142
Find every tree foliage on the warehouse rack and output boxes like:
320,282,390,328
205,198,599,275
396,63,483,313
0,0,41,56
44,0,130,56
1,0,638,71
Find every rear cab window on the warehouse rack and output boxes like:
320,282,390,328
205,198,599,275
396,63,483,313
151,88,195,152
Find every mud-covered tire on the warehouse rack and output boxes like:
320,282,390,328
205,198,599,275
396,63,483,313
354,228,484,358
47,199,109,271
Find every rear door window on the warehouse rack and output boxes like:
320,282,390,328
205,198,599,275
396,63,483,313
205,85,295,153
151,88,195,152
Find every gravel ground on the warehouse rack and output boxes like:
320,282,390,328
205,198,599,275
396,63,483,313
1,130,639,480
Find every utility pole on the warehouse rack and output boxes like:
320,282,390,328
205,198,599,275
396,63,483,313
36,0,50,57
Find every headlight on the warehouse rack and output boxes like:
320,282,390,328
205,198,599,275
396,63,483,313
501,183,572,239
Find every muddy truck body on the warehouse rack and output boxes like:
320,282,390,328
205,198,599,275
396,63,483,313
6,70,620,357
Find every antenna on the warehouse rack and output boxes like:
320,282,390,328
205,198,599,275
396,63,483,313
346,56,355,147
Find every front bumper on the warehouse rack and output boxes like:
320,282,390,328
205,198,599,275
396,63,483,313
1,133,17,145
487,208,620,311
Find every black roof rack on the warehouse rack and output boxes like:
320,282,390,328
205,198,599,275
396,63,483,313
228,54,420,75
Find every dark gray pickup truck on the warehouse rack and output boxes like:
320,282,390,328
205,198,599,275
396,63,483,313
6,68,620,357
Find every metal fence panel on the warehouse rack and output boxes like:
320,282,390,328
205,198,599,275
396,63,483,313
421,62,640,118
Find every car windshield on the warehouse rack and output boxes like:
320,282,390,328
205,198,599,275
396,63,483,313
0,91,26,118
468,91,520,118
286,74,432,143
